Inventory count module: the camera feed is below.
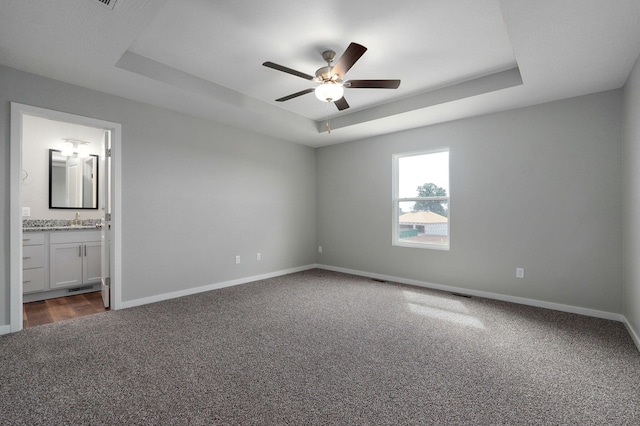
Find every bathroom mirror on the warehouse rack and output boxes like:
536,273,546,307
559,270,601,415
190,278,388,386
49,149,99,209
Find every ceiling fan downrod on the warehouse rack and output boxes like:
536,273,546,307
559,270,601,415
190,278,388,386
316,50,339,82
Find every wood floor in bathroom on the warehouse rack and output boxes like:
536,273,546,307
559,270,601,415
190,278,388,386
23,291,108,329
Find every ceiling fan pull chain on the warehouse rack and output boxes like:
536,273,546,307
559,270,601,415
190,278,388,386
326,103,331,134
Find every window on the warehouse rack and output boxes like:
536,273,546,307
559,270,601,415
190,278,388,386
393,149,450,250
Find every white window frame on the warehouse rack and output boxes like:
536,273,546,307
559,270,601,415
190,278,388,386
392,148,450,250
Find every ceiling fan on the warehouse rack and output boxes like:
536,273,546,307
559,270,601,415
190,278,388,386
263,42,400,111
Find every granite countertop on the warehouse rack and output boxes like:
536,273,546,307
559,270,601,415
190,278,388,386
22,219,102,232
23,225,100,232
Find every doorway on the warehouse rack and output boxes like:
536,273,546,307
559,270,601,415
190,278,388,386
10,103,122,332
23,292,108,328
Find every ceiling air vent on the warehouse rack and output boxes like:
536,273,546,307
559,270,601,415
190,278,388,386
90,0,117,10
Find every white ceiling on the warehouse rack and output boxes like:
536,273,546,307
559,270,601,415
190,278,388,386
24,115,106,150
1,0,639,147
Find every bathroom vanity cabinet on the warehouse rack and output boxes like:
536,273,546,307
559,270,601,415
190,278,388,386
50,231,101,289
22,229,101,302
22,233,47,294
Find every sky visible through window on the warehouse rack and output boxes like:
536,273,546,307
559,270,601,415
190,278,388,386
398,151,449,199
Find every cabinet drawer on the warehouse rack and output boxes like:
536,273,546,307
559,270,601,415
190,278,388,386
22,233,45,246
23,245,45,269
50,231,100,244
23,268,46,293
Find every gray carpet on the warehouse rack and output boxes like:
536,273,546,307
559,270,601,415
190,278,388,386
1,269,639,425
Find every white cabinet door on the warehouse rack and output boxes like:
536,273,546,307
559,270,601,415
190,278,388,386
50,243,83,289
83,241,102,284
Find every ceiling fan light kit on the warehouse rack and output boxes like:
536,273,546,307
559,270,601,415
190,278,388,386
315,82,344,102
263,42,401,112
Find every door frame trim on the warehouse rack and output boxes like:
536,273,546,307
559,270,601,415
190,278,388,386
10,103,122,332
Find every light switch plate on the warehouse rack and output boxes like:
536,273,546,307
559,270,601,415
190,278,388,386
22,207,31,217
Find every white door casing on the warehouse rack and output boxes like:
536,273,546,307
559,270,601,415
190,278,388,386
100,130,111,308
9,103,122,333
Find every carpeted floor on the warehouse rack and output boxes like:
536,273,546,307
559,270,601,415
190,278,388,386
1,269,639,425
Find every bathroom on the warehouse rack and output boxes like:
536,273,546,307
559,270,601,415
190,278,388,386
20,113,110,326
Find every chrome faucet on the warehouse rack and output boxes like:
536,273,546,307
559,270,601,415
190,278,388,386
73,211,81,226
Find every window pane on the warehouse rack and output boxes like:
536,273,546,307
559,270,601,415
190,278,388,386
398,151,449,198
395,149,450,250
398,201,449,246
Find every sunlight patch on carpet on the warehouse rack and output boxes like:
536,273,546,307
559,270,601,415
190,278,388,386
403,290,484,329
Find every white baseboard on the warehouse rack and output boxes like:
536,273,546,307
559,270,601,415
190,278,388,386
5,263,639,354
122,263,627,323
119,264,317,310
622,317,640,352
23,284,101,304
317,264,625,322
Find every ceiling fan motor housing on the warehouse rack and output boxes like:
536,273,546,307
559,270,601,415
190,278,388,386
317,50,339,82
315,66,339,82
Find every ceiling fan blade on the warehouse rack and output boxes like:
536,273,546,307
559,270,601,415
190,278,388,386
345,79,401,89
334,97,350,111
275,88,315,102
333,43,367,78
263,62,314,80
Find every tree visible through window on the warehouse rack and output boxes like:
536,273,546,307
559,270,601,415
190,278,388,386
414,183,448,216
393,149,450,250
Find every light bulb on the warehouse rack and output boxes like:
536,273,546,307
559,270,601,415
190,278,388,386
77,144,89,158
315,82,344,102
60,142,73,157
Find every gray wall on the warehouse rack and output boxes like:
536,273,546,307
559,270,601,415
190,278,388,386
623,53,640,339
317,90,623,313
0,65,317,324
0,62,632,329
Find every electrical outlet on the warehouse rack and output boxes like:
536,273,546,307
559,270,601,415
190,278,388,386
257,253,261,261
235,255,240,264
516,267,524,278
318,245,323,253
22,207,31,217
